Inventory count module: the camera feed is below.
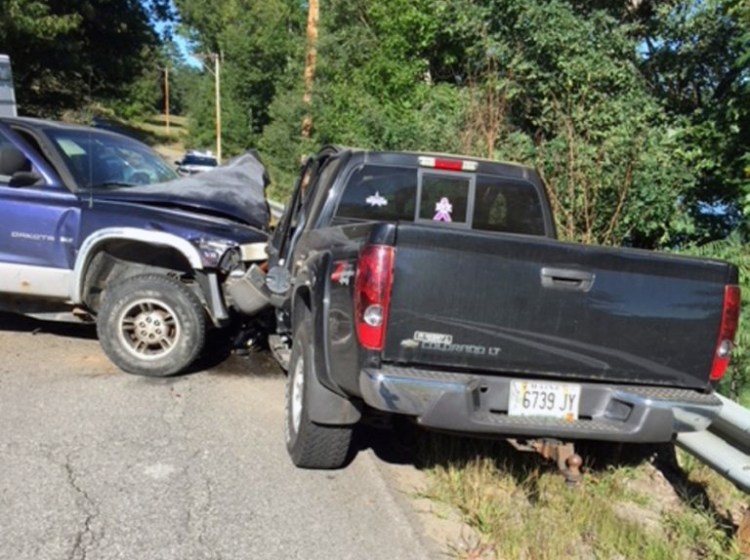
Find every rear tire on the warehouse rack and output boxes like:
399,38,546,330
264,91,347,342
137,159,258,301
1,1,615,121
284,308,353,469
97,274,206,377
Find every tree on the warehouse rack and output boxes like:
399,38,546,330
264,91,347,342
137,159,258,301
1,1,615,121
260,0,467,197
0,0,166,116
637,0,750,242
452,0,695,247
301,0,319,138
173,0,305,155
171,0,746,250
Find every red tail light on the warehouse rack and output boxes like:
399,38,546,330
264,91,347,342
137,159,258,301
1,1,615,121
354,245,395,351
710,285,741,381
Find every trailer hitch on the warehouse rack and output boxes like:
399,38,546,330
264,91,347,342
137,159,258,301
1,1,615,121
508,438,583,485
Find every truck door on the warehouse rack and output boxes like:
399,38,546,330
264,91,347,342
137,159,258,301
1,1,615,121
268,156,320,270
0,126,81,298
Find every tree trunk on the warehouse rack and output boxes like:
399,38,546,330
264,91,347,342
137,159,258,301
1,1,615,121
301,0,319,139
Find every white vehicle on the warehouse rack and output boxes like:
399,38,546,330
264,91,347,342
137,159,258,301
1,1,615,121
175,150,218,175
0,55,17,117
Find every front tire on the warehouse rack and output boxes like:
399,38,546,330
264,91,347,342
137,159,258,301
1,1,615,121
284,309,353,469
97,274,206,377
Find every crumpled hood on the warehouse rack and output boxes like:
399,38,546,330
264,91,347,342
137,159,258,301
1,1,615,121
96,152,270,229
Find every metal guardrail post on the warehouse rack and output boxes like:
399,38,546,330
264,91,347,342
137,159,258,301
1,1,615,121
268,200,285,220
676,393,750,493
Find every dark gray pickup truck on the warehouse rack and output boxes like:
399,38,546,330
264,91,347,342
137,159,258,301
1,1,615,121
251,146,740,471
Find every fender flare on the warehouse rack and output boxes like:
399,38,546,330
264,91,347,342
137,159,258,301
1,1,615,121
70,227,204,302
293,255,361,426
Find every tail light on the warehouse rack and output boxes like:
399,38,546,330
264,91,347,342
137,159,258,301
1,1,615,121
710,285,741,381
354,245,395,351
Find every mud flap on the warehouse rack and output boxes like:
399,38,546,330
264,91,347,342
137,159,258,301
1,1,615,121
307,366,362,425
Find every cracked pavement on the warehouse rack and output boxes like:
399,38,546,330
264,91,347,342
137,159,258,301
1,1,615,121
0,314,437,560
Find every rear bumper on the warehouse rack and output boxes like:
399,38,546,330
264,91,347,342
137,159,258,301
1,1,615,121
359,365,722,443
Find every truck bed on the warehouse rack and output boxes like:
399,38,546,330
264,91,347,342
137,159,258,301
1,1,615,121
384,224,736,391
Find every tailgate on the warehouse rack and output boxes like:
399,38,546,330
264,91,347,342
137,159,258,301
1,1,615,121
383,224,736,389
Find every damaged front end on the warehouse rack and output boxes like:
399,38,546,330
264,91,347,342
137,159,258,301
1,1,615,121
224,258,273,316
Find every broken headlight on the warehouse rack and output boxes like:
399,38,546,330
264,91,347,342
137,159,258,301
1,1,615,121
193,238,241,272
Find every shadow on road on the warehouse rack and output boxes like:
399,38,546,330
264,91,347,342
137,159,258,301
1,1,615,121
0,312,281,379
193,317,284,378
0,311,97,340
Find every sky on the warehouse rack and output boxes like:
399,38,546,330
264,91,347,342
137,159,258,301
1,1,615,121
148,0,202,68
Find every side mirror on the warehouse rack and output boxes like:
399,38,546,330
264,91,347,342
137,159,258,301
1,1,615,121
265,266,292,295
9,171,42,188
174,160,182,166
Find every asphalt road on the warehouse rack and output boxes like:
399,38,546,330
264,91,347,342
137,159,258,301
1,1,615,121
0,314,437,560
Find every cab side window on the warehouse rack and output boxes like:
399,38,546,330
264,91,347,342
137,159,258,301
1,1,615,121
0,130,32,186
334,165,416,222
473,178,545,235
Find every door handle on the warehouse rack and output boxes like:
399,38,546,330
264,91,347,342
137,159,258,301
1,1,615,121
540,267,595,292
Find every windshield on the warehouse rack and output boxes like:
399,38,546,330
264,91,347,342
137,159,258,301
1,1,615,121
47,128,179,190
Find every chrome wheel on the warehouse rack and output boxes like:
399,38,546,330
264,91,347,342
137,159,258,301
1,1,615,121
291,353,305,434
117,298,180,361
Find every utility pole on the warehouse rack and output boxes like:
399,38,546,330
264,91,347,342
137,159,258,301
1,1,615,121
214,52,221,162
199,52,222,163
301,0,319,138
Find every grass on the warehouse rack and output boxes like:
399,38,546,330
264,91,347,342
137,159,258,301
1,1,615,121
137,114,188,145
416,434,746,560
738,390,750,410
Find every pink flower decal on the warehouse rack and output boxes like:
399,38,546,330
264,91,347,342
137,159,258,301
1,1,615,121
433,197,453,222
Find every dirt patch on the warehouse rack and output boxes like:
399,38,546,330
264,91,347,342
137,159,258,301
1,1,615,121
153,144,184,164
377,459,493,559
622,462,684,514
737,510,750,556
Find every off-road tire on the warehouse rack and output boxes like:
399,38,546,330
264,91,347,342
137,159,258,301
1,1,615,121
284,309,353,468
97,274,206,377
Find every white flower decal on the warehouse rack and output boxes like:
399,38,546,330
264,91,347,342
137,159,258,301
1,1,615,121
366,191,388,207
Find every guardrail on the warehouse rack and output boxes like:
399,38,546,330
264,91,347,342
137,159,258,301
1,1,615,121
676,393,750,493
268,200,284,219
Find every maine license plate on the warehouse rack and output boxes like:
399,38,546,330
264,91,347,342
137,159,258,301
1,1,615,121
508,380,581,421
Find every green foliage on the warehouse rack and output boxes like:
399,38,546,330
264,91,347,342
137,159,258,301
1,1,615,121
111,56,164,121
419,434,744,559
2,0,80,37
440,0,694,247
173,0,304,157
4,0,748,251
681,234,750,404
1,0,164,116
639,0,750,243
261,0,470,197
170,0,748,251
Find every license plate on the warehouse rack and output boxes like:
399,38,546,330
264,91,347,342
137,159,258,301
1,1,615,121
508,380,581,421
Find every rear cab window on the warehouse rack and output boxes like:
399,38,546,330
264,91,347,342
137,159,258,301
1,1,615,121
333,163,546,236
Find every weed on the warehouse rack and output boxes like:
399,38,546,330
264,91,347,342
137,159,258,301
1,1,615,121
417,433,745,559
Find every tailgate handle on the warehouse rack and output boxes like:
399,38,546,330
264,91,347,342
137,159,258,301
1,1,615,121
540,267,595,292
